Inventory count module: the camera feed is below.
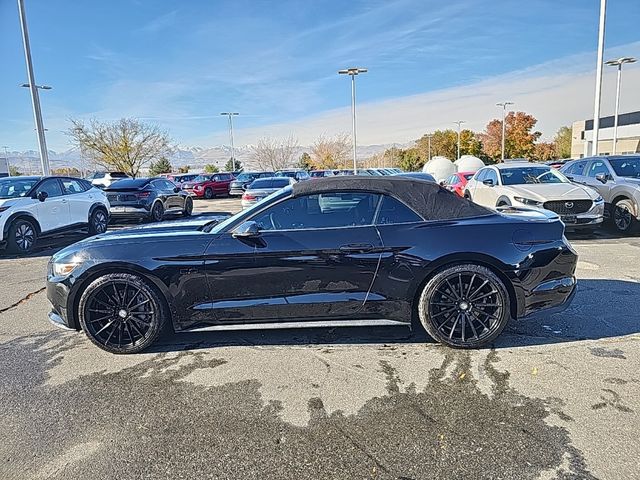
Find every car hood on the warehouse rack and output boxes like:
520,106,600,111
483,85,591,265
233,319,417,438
504,183,598,201
618,177,640,187
0,198,22,208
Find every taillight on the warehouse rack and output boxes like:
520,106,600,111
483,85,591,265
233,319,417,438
242,193,256,201
137,191,151,198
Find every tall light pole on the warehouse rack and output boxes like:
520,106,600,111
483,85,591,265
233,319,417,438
605,57,636,155
496,102,514,161
2,146,10,177
17,0,50,176
591,0,607,156
220,112,239,171
453,121,465,159
338,67,367,174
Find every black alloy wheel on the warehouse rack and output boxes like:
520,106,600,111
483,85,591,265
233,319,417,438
183,197,193,216
419,264,510,348
78,273,167,354
8,219,37,254
89,208,109,235
204,187,214,199
612,199,636,234
150,202,164,222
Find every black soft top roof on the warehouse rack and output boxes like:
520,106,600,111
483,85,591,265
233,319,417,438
291,176,491,220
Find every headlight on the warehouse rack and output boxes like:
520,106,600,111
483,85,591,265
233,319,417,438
594,195,604,203
514,196,543,206
50,254,84,278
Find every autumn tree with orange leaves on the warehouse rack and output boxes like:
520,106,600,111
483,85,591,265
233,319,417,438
481,112,542,162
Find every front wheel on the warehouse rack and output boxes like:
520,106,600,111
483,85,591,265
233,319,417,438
88,208,109,235
418,264,511,348
7,219,38,254
612,198,637,234
183,197,193,216
204,187,214,199
78,273,168,354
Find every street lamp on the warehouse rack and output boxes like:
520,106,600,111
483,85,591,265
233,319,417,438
591,0,607,156
496,102,514,161
220,112,239,171
453,121,465,159
338,67,367,174
605,57,636,155
17,0,51,176
2,146,10,177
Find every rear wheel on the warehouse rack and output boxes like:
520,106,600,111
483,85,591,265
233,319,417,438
88,208,109,235
78,273,168,354
150,202,164,222
183,197,193,216
7,219,38,254
418,264,510,348
204,187,214,199
612,198,637,234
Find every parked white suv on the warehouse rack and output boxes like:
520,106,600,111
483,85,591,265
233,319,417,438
90,171,130,189
464,161,604,232
0,176,110,254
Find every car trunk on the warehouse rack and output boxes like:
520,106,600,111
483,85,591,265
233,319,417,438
106,186,150,206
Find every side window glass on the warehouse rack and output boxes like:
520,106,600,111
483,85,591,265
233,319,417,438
61,178,86,194
587,161,609,178
486,170,498,184
376,196,423,225
38,179,63,198
475,169,487,182
251,192,380,231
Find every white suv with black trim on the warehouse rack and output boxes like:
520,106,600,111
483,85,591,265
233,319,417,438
464,161,604,232
0,176,110,254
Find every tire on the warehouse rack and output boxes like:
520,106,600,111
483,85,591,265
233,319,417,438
183,197,193,216
464,191,472,201
7,218,38,254
418,264,511,348
611,198,637,235
150,202,164,222
204,187,214,199
88,208,109,235
78,273,168,354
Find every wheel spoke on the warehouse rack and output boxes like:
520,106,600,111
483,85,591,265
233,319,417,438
125,322,135,344
466,313,479,339
87,313,113,324
474,307,500,322
448,314,460,339
431,306,458,319
89,308,112,314
465,274,476,298
468,279,489,300
468,310,489,331
103,322,118,344
470,290,498,302
432,301,457,307
129,319,146,339
94,319,116,335
126,287,142,308
458,274,464,298
117,322,123,346
94,296,115,309
129,299,150,310
445,279,460,300
130,314,152,325
460,314,466,342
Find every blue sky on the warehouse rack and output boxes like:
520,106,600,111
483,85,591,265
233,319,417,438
1,0,640,151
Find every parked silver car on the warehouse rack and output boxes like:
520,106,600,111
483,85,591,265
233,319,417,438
561,155,640,234
241,177,296,209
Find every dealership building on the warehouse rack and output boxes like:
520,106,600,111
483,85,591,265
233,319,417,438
571,110,640,158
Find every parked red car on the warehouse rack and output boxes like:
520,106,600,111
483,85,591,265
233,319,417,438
444,171,476,197
182,172,234,198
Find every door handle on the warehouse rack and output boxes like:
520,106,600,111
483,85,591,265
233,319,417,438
61,199,68,203
340,243,374,253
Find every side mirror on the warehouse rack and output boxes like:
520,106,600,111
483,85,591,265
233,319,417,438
232,221,261,238
482,179,494,187
173,186,181,193
566,175,574,181
595,173,609,184
36,191,48,202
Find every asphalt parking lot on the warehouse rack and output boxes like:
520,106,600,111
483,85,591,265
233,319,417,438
0,197,639,479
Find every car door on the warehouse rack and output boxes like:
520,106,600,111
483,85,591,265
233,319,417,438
203,191,383,323
34,178,71,233
582,160,614,199
564,160,588,184
472,168,496,206
161,179,183,210
60,177,92,225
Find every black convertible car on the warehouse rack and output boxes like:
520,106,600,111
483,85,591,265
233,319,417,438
46,177,578,353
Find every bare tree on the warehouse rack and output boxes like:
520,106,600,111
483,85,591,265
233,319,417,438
67,118,172,177
310,133,351,169
251,135,299,171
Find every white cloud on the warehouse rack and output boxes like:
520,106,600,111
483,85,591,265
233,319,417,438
227,41,640,146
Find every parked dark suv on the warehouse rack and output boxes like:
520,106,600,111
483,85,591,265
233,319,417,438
229,171,275,195
105,178,193,222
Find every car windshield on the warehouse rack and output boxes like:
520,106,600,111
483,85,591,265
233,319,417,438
192,175,210,183
107,179,150,189
0,178,39,199
235,173,257,182
500,166,569,185
609,157,640,178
